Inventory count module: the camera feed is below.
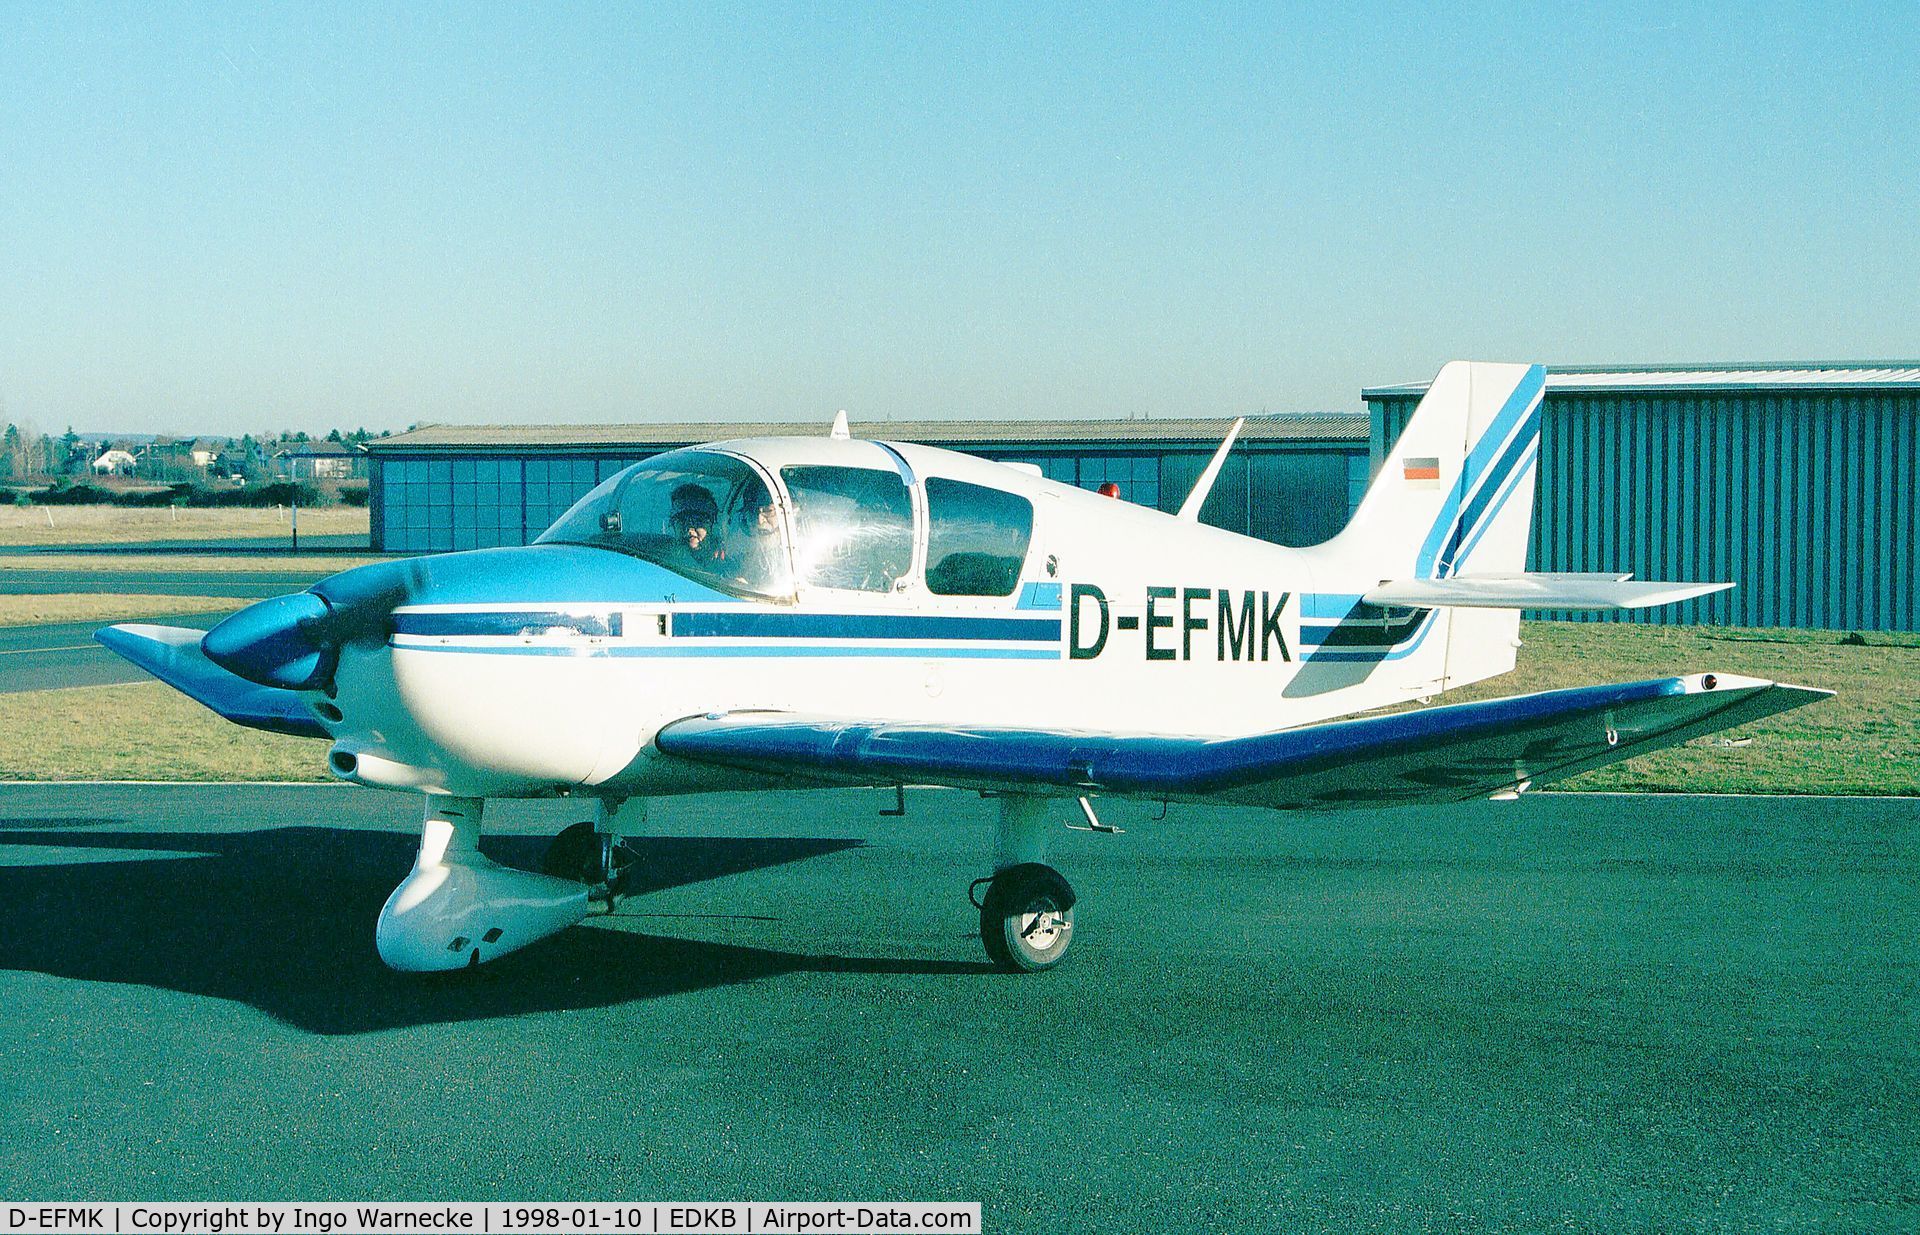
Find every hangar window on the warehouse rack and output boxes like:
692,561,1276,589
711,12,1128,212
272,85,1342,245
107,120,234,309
536,449,795,598
779,466,915,593
924,478,1032,597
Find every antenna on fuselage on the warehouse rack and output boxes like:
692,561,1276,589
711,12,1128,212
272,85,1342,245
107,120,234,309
829,410,850,440
1176,417,1245,520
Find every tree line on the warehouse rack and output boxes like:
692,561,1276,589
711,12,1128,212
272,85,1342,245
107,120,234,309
0,425,386,485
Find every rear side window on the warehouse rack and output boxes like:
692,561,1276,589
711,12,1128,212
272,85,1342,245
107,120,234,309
781,465,916,592
925,478,1033,597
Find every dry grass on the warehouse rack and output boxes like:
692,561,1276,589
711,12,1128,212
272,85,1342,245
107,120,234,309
0,504,368,546
1439,621,1920,795
0,681,326,781
0,552,387,572
0,594,237,627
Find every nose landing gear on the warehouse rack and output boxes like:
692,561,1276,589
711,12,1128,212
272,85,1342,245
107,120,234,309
542,798,644,910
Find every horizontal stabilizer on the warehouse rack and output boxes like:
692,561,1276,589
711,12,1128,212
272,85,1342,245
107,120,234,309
656,673,1831,809
96,624,328,739
1362,573,1733,611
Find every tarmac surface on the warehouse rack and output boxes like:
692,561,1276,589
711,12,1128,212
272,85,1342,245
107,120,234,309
0,614,230,693
0,784,1912,1229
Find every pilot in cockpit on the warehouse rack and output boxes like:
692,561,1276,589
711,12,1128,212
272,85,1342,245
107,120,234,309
667,483,723,569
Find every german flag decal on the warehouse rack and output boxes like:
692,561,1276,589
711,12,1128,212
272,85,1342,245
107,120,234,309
1403,456,1441,483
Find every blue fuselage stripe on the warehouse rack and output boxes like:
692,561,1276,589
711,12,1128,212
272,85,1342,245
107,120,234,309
390,642,1062,660
670,612,1061,641
393,611,623,638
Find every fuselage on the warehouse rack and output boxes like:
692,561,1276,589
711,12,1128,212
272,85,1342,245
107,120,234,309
301,437,1447,798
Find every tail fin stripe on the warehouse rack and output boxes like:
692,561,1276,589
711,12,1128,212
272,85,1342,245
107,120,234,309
1413,367,1545,577
1449,439,1541,572
1457,365,1545,497
1439,405,1542,575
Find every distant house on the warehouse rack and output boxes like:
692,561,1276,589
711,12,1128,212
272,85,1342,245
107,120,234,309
190,438,226,470
91,448,137,476
273,441,366,481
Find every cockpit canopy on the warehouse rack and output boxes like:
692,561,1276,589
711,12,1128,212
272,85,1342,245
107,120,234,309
538,450,796,597
537,447,924,599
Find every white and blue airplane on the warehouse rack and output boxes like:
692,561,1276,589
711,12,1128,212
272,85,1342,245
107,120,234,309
99,362,1828,973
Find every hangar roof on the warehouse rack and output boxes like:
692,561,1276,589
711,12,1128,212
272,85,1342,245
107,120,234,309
1363,362,1920,400
366,412,1368,453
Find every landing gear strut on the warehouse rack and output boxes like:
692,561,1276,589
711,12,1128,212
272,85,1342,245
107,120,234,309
541,799,642,910
977,795,1077,972
376,796,590,972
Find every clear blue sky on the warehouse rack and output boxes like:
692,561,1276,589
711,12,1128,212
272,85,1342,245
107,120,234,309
2,2,1915,437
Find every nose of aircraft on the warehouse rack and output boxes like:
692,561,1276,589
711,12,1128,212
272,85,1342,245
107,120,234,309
202,557,414,691
201,591,336,689
201,543,718,693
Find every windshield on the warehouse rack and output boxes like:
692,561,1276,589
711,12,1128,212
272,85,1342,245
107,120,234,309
535,449,794,597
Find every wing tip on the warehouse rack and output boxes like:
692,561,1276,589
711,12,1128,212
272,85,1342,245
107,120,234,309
1684,672,1835,700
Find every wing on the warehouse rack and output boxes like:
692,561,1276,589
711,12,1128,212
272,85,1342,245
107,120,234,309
96,624,329,739
1362,572,1732,610
655,673,1830,809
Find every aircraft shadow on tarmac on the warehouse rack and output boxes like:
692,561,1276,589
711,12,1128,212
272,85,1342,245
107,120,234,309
0,824,982,1035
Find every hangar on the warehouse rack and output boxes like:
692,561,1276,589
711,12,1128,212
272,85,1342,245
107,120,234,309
364,414,1370,555
364,362,1918,632
1366,364,1920,631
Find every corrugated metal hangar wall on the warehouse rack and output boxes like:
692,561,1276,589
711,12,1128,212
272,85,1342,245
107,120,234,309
1364,365,1920,631
365,415,1370,555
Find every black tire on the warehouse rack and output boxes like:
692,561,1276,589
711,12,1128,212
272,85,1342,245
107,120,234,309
541,821,607,885
979,863,1076,972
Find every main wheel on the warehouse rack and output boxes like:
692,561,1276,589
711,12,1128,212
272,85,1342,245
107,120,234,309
979,863,1076,972
541,821,635,894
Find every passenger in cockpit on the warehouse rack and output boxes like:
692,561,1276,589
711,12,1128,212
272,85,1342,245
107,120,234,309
728,482,785,592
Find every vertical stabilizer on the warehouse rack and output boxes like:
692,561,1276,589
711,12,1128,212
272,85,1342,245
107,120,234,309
1296,362,1545,702
1332,361,1544,581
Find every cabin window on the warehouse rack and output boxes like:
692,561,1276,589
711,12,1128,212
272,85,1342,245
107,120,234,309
536,449,794,598
924,478,1033,597
779,465,915,592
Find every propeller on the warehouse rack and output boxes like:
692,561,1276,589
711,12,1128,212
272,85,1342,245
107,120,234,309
201,559,414,692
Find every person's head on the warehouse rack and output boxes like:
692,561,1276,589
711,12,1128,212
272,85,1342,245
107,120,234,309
668,484,719,550
742,485,778,536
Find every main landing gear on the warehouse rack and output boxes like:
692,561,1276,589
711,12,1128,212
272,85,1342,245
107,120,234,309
975,795,1078,972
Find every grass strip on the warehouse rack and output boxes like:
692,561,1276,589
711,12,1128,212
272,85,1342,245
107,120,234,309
0,553,388,573
0,594,239,627
0,681,326,782
0,505,369,547
1445,622,1919,795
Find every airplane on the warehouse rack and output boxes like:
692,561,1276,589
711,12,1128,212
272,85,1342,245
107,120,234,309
98,362,1830,974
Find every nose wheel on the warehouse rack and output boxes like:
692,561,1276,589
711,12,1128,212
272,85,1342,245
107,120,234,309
542,820,636,910
978,862,1076,972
